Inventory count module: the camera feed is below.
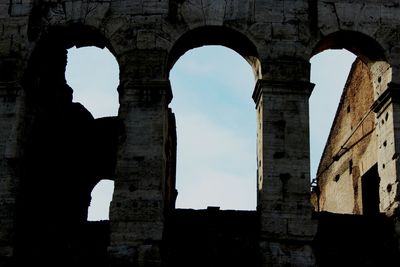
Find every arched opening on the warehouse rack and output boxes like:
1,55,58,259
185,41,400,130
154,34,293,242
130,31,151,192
310,49,356,182
167,27,260,211
87,179,115,221
310,31,391,215
168,26,261,78
311,31,386,63
162,28,261,267
65,46,119,220
310,49,357,212
169,43,257,210
17,26,122,264
66,46,119,118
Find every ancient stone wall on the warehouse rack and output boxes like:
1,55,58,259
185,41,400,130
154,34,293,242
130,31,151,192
315,58,377,214
1,1,400,266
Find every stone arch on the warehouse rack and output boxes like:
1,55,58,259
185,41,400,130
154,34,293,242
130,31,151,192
165,26,261,211
169,46,257,210
311,30,391,100
167,26,262,79
24,24,118,86
310,30,395,217
16,24,121,263
87,179,115,221
312,30,387,63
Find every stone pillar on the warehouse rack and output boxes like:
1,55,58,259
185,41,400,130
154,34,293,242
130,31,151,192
372,83,400,216
372,82,400,254
252,61,317,266
0,83,23,266
108,79,172,267
0,57,24,266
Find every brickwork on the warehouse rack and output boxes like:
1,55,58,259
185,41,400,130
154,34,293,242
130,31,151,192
317,59,377,214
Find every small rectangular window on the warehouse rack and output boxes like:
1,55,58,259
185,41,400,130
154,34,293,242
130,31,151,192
349,160,353,175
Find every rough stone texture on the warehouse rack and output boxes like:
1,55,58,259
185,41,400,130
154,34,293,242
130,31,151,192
316,59,377,214
314,212,400,266
315,57,400,231
253,75,317,266
0,82,22,265
164,208,259,267
1,0,400,266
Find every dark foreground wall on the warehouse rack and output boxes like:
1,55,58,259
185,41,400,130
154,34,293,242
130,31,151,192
14,210,400,266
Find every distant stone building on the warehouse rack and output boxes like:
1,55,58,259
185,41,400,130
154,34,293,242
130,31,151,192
1,0,400,266
313,58,380,215
311,55,400,266
314,54,400,216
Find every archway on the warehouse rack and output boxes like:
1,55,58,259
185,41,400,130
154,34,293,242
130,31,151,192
65,45,119,220
310,31,391,215
17,26,121,263
167,27,261,211
310,49,356,181
66,46,119,118
87,179,115,221
170,46,256,210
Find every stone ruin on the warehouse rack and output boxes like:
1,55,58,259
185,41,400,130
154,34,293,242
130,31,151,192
1,0,400,266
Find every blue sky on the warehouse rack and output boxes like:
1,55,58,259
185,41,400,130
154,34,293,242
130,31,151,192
309,50,356,178
66,46,355,220
169,47,256,210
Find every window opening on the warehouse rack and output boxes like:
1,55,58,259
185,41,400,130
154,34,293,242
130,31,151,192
170,46,256,210
310,50,356,180
87,180,115,221
66,46,119,221
362,164,380,215
66,46,119,118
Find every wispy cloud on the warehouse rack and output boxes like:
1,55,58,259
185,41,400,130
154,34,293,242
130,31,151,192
176,111,256,176
171,46,257,210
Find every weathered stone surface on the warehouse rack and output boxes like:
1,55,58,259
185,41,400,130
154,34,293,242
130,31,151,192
315,51,400,264
253,77,317,251
316,59,387,215
1,0,400,266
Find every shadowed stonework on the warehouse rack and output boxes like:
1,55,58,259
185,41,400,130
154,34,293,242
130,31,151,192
1,0,400,266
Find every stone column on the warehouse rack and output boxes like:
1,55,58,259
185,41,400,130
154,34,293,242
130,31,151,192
252,61,317,266
108,79,172,267
0,57,24,266
372,83,400,216
0,84,23,265
372,82,400,254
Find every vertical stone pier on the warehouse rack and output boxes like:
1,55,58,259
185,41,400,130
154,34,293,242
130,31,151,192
109,79,172,266
0,59,23,266
372,81,400,253
372,82,400,216
253,60,317,266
